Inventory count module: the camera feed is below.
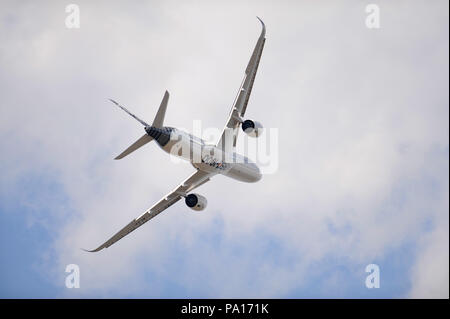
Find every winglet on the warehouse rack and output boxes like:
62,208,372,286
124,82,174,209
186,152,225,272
256,16,266,38
81,246,104,253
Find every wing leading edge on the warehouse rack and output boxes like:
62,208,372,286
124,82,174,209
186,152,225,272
216,17,266,150
84,169,213,252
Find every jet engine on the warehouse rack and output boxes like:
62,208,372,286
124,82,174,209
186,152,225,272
185,193,208,211
242,119,263,137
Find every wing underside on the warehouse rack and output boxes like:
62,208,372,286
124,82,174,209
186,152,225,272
85,169,213,252
216,17,266,150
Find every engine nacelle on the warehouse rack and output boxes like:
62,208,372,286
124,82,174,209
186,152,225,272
242,119,263,138
185,193,207,211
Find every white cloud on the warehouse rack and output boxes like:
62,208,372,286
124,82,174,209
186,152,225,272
408,180,449,298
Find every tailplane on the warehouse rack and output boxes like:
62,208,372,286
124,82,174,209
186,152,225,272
110,90,170,159
114,134,153,160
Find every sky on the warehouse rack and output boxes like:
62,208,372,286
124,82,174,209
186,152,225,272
0,0,448,298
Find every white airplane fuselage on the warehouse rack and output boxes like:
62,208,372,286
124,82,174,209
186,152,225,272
154,127,262,183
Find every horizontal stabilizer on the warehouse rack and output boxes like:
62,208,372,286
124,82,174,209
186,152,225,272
115,134,153,160
109,99,149,127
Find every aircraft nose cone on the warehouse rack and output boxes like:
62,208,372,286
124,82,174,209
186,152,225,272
250,163,262,182
255,169,262,182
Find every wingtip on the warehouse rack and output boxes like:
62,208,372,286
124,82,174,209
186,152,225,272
256,16,266,38
81,247,103,253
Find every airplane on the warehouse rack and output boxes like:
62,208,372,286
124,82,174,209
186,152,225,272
85,17,266,252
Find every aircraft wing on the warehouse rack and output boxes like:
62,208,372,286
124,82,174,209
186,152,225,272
85,169,213,252
216,17,266,150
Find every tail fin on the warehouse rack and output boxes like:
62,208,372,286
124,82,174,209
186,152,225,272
111,90,170,160
152,90,169,128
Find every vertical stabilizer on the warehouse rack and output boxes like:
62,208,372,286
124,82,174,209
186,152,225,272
152,90,169,128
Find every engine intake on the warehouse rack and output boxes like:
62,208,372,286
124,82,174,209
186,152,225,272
242,119,263,137
185,193,207,211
